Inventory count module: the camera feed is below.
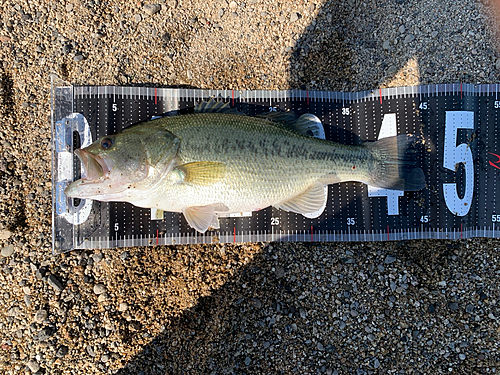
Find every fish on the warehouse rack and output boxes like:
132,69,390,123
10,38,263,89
65,99,425,233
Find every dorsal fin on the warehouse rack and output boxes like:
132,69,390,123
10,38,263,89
194,99,241,115
293,114,325,139
257,112,325,139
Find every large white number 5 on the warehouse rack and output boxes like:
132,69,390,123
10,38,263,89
443,111,474,216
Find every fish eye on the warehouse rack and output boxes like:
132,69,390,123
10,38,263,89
100,137,113,150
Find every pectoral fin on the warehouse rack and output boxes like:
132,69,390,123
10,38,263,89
274,182,327,218
175,162,226,186
183,205,219,233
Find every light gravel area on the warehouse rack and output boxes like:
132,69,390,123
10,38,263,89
1,0,500,374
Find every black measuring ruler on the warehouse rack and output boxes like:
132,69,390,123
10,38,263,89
51,79,500,253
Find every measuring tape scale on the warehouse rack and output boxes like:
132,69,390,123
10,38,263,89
51,79,500,253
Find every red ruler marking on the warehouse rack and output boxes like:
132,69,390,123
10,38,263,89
387,225,390,241
379,88,383,104
311,226,313,242
460,223,463,239
306,90,309,105
233,227,236,242
460,83,463,99
154,87,157,105
232,90,235,107
156,229,159,246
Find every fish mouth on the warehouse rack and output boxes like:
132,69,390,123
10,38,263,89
75,149,110,181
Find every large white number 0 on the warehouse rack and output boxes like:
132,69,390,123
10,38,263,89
443,111,474,216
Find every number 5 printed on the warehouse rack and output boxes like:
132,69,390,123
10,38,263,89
443,111,474,216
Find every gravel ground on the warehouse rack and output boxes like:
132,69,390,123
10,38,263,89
1,0,500,374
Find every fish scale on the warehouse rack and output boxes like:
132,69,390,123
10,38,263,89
152,112,370,211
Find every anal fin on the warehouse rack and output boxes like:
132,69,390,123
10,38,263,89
274,182,327,218
183,205,218,233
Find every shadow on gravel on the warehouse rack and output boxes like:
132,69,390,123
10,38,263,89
112,239,480,375
112,1,499,374
0,68,15,119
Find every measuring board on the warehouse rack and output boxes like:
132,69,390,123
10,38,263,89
51,76,500,253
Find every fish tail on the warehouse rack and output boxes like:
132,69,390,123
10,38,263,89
364,134,425,191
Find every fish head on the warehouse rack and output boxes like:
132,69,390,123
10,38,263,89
65,126,180,201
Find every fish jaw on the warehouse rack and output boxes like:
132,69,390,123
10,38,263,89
64,148,127,201
65,178,117,200
75,148,112,180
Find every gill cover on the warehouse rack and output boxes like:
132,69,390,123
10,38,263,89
65,124,180,201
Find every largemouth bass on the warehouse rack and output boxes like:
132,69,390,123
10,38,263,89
65,100,425,233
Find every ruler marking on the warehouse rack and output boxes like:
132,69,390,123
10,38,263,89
56,85,500,251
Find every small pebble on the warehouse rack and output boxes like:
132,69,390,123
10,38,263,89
384,255,396,264
92,253,103,263
86,345,96,357
26,359,40,373
33,328,53,341
448,302,459,311
403,34,415,43
290,12,300,23
73,54,84,62
47,274,64,291
1,244,14,257
94,284,106,295
143,4,161,15
0,229,13,240
56,345,68,358
275,265,284,278
134,14,142,22
34,309,48,323
249,298,262,308
7,306,19,317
